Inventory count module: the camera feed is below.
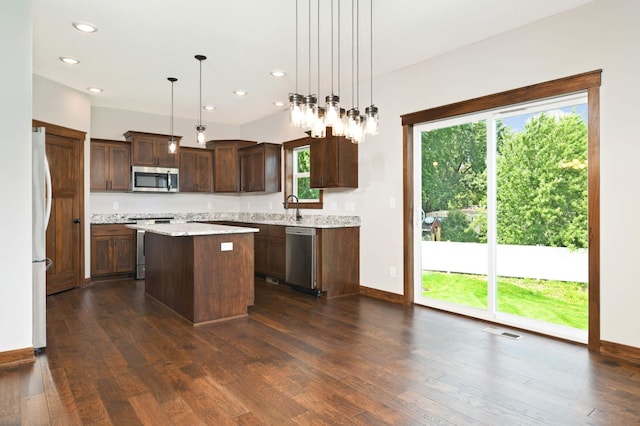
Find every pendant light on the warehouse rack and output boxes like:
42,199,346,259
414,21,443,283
365,0,379,135
311,0,326,138
324,0,340,128
167,77,178,154
195,54,207,144
289,0,304,127
303,0,318,129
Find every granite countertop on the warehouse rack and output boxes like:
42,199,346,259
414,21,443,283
126,222,259,237
93,212,361,228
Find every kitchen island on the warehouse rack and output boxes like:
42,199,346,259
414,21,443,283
128,222,259,324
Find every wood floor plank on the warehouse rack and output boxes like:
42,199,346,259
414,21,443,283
6,278,640,424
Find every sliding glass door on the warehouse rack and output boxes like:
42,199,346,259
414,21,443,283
414,93,589,342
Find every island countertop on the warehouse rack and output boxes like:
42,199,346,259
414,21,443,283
127,222,259,237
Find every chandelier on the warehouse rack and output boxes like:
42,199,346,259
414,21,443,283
288,0,379,143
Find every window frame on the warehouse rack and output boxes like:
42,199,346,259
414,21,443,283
283,136,323,209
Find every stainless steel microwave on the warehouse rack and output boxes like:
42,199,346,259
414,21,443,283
131,166,179,192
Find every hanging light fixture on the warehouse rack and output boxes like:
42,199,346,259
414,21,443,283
302,0,318,129
289,0,304,127
194,54,207,145
311,0,326,138
167,77,178,154
287,0,378,139
365,0,379,135
324,0,340,128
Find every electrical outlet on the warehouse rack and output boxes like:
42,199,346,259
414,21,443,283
389,266,397,278
207,202,212,210
269,202,273,210
113,201,119,210
389,197,396,208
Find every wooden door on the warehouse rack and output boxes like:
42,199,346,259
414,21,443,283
156,138,179,168
113,234,135,273
131,137,157,166
214,144,240,192
90,143,108,190
180,149,197,191
109,144,131,191
196,151,213,192
91,235,113,276
40,123,85,295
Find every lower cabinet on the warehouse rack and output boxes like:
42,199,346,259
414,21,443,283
91,224,136,278
246,223,285,280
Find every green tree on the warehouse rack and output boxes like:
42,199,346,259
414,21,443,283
497,112,587,249
441,210,479,242
421,121,487,213
296,149,319,200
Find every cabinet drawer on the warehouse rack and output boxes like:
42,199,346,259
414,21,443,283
92,224,135,236
267,225,286,239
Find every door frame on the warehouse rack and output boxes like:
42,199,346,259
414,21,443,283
400,70,602,351
33,119,86,289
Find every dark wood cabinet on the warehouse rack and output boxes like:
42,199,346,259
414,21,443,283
91,224,135,278
124,131,181,168
310,127,358,188
179,147,213,192
239,143,282,193
316,227,360,297
236,222,285,280
90,139,131,191
206,140,257,192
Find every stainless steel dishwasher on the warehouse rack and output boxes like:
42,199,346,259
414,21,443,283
285,227,317,293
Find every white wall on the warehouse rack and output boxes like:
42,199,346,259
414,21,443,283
239,0,640,349
0,0,33,352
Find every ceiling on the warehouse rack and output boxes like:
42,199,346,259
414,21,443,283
33,0,594,126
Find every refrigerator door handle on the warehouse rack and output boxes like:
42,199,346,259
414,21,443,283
44,154,52,231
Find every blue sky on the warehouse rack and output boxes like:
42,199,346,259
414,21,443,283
501,103,588,133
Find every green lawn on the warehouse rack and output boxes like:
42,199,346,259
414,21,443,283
422,271,588,329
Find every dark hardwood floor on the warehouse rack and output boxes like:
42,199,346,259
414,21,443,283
2,278,640,425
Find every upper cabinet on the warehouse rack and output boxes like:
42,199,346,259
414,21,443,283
124,131,181,168
310,127,358,188
206,140,257,192
239,143,282,193
90,139,131,191
180,147,213,193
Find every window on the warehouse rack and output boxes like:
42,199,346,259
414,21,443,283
283,137,323,209
293,146,320,202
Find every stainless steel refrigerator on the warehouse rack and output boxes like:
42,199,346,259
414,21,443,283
32,127,51,350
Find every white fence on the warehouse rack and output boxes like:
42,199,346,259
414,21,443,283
421,241,587,283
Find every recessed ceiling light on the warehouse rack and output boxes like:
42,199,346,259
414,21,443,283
59,56,80,65
72,22,98,33
270,70,285,78
203,105,215,111
273,101,285,107
87,87,103,93
234,90,247,96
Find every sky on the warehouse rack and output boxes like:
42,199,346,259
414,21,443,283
501,103,588,133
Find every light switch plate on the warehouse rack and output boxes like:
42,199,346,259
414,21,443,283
221,242,233,251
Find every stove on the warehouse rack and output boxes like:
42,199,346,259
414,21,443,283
129,216,183,279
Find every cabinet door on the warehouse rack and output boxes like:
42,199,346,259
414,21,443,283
310,136,338,188
196,151,213,192
254,236,268,275
268,237,286,280
109,144,131,191
156,139,179,168
132,137,157,166
240,148,264,192
91,235,113,276
180,150,197,192
90,143,109,190
113,234,135,273
214,144,240,192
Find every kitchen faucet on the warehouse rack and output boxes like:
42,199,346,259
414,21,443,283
285,194,302,221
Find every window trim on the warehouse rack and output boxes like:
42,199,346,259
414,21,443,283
283,136,323,209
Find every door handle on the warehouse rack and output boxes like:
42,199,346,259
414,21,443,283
73,218,81,224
